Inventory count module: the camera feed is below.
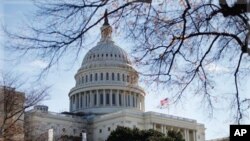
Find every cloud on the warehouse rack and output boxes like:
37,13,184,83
205,63,229,73
29,60,48,69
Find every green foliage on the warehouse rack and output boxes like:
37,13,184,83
107,126,185,141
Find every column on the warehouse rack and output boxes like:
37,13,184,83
110,89,113,106
136,94,140,109
116,90,119,106
82,92,85,108
78,93,80,109
161,125,164,133
97,90,99,107
90,91,93,107
129,91,132,107
103,89,106,106
122,91,125,107
142,96,145,111
185,129,189,141
80,93,82,109
69,97,72,111
193,130,196,141
85,92,88,108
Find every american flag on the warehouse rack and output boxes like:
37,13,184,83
160,98,169,106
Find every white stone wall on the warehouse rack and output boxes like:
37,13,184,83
87,110,205,141
24,111,86,141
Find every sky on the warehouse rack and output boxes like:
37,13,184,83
1,0,249,140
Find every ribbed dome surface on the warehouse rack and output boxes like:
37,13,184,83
81,40,131,67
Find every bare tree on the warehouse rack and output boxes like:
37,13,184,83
5,0,250,123
0,73,49,140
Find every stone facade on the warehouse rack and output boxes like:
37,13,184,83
24,107,85,141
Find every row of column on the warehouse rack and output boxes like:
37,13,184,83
152,124,197,141
69,89,145,112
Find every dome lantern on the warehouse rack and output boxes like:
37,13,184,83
100,9,112,42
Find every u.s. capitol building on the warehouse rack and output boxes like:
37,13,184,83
25,13,205,141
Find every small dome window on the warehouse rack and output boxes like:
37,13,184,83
93,55,95,58
97,54,99,57
102,54,104,57
110,54,113,57
106,54,108,57
115,54,117,57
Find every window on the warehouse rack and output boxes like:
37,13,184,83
73,129,76,134
119,94,122,106
100,94,103,105
62,128,66,132
106,93,110,105
101,73,103,80
90,74,93,82
110,54,113,57
82,76,84,83
86,75,88,82
72,96,75,104
99,129,102,133
94,94,97,106
127,75,130,82
108,127,111,131
106,54,108,57
80,95,83,108
95,73,98,81
112,93,116,105
128,95,130,106
106,73,109,80
112,73,115,80
133,96,135,107
117,73,120,81
122,74,125,81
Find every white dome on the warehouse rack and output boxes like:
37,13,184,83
69,11,145,115
81,40,131,68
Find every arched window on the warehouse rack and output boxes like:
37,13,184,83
90,74,93,82
85,75,88,82
117,73,120,81
101,73,103,80
95,73,98,81
122,74,125,81
106,73,109,80
127,75,130,82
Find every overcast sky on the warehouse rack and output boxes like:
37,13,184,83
1,0,250,140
